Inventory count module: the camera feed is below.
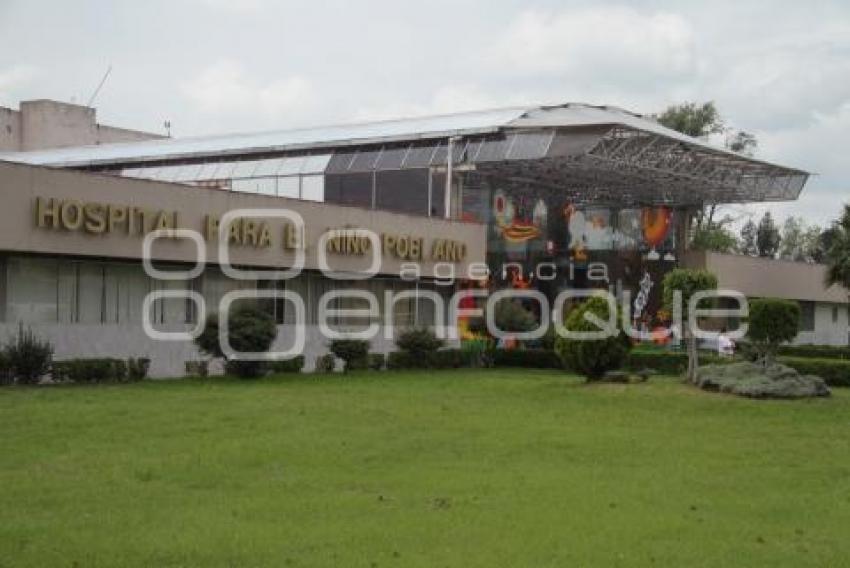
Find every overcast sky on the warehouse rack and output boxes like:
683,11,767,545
0,0,847,228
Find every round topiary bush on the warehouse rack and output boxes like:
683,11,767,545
747,298,801,365
554,296,631,381
328,339,370,372
195,304,277,378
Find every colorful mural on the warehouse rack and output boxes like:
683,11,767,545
493,190,547,243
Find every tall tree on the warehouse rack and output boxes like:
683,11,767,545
657,101,725,138
756,212,781,258
657,102,758,231
824,204,850,288
739,219,758,256
779,216,804,261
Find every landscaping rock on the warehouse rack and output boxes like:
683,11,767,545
601,370,630,383
695,361,830,399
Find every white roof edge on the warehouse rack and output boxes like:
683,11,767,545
0,102,809,174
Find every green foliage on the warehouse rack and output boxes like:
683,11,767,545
624,350,729,375
739,219,758,256
328,339,370,372
657,101,725,137
492,348,562,369
461,338,495,368
776,344,850,360
492,299,537,334
554,297,631,380
314,354,336,373
368,353,385,371
778,357,850,387
779,216,822,263
395,328,444,358
195,304,277,378
747,298,801,361
185,360,209,377
52,358,138,384
756,211,781,258
661,268,718,321
387,348,478,370
127,358,150,381
690,225,738,253
824,204,850,289
5,323,53,385
0,350,13,385
271,356,305,374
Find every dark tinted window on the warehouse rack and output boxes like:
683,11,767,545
376,169,430,216
324,173,373,208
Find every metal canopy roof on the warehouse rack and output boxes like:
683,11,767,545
0,103,809,207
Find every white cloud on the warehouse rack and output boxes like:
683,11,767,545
180,60,316,128
352,84,536,122
0,64,40,103
483,6,697,87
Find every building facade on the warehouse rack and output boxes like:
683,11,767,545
684,251,850,346
0,102,816,375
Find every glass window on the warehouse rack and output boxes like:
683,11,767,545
799,301,815,332
77,264,105,323
324,173,373,208
6,257,58,323
252,158,285,178
300,154,332,174
277,177,299,199
278,156,305,176
301,175,324,202
375,169,429,215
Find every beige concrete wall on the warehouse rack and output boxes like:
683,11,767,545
682,251,849,304
795,303,849,346
0,106,22,152
0,100,163,152
0,161,487,278
683,251,849,346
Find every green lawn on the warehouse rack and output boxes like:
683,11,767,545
2,370,850,567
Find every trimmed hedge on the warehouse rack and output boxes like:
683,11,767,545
492,349,562,369
52,357,149,384
779,357,850,387
624,351,729,375
778,345,850,360
368,353,385,371
387,349,479,370
271,355,305,374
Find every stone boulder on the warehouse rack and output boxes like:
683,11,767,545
695,361,830,399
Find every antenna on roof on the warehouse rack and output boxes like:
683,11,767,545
86,64,112,108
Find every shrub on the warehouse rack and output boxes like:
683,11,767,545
461,338,495,368
314,354,336,373
492,299,537,334
387,351,416,370
624,351,731,375
395,329,444,360
0,350,12,386
777,344,850,360
748,298,801,364
662,268,718,382
52,358,128,384
184,360,209,377
6,324,53,385
127,358,150,381
328,339,370,372
554,297,631,381
368,353,385,371
195,305,277,378
778,357,850,387
271,355,305,374
493,348,562,369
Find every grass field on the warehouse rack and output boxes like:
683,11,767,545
2,370,850,567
